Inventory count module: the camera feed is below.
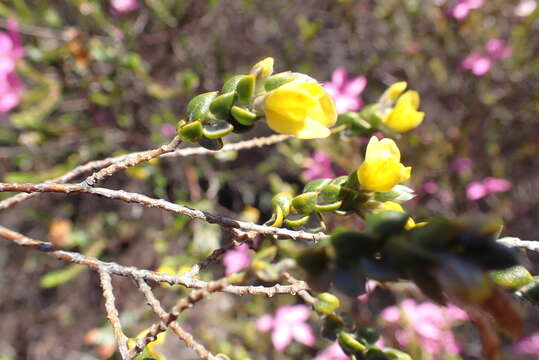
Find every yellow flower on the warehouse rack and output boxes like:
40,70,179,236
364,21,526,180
386,81,408,101
250,57,274,80
264,79,337,139
377,201,426,230
357,136,411,192
383,90,425,133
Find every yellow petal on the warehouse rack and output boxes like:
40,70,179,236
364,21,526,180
397,90,420,109
387,81,407,101
357,158,410,192
364,136,401,162
295,117,332,139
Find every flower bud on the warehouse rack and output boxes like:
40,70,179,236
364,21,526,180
250,57,274,81
314,292,341,315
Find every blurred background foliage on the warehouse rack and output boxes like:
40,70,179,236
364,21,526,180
0,0,538,359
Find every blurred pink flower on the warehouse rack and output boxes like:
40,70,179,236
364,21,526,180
450,0,484,20
256,305,316,351
485,38,512,60
314,342,350,360
324,68,367,114
303,151,336,181
460,53,492,76
161,123,176,137
466,177,511,200
380,299,467,358
0,19,24,113
222,243,251,275
513,332,539,359
110,0,138,13
450,157,473,174
515,0,537,17
422,180,439,195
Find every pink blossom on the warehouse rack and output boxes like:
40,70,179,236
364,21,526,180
380,299,467,358
513,332,539,359
324,68,367,114
422,181,439,194
466,177,511,200
256,305,316,351
515,0,537,17
222,243,252,275
161,123,176,137
314,342,350,360
449,0,484,20
450,157,473,174
485,39,512,60
302,151,336,181
0,20,23,113
460,53,492,76
110,0,138,14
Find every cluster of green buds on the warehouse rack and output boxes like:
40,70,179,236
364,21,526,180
298,213,527,343
176,57,338,149
312,292,412,360
337,82,425,137
266,171,416,233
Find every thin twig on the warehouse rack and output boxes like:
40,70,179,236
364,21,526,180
0,135,290,211
496,237,539,252
135,279,216,360
0,183,326,242
98,269,129,359
282,272,315,304
82,136,182,186
0,226,309,296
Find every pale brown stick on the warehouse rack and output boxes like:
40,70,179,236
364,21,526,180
82,136,182,186
0,226,309,296
0,134,290,211
98,269,129,359
0,183,326,242
135,279,216,360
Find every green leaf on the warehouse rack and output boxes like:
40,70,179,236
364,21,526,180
186,92,218,121
178,120,203,142
209,91,236,119
292,192,318,214
202,119,234,139
490,266,533,289
314,292,341,315
230,106,257,125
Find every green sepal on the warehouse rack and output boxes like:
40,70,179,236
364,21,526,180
359,104,383,129
272,192,293,217
222,75,244,93
331,176,349,186
338,332,367,356
264,72,314,91
337,112,373,135
264,71,295,91
236,75,256,106
202,119,234,139
314,292,341,315
209,91,236,119
292,192,318,214
490,265,533,289
231,106,257,126
186,92,217,121
315,184,343,212
198,136,223,151
303,178,332,193
382,348,412,360
284,213,310,228
178,120,203,142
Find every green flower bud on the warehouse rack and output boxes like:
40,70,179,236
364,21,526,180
491,266,533,290
284,213,310,228
231,106,258,126
272,192,293,217
338,332,367,356
314,292,341,315
222,75,244,93
383,348,412,360
236,75,256,106
292,192,318,214
315,184,343,213
209,91,236,119
186,92,218,121
303,178,332,193
178,120,203,142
